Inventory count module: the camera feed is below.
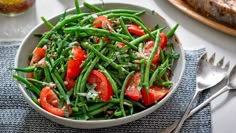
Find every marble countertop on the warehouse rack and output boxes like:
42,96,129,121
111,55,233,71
1,0,236,132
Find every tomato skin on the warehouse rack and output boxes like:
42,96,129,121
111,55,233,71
66,46,86,79
143,41,160,64
87,70,113,102
30,47,46,65
117,42,126,48
66,59,82,79
93,15,113,29
64,76,75,91
40,86,72,117
72,46,87,60
159,33,168,49
141,86,169,106
142,33,168,64
26,72,34,78
125,72,141,101
127,24,145,36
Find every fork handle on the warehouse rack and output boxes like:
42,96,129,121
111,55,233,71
173,91,200,133
188,86,228,117
161,86,229,133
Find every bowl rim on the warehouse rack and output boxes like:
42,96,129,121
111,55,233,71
15,2,185,126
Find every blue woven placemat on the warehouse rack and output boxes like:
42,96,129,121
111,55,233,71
0,42,211,133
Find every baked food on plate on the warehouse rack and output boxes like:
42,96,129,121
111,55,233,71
184,0,236,28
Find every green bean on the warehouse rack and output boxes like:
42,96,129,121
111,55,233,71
37,13,89,47
160,48,165,63
81,38,105,67
54,70,67,91
79,56,100,93
33,68,43,81
138,43,143,53
129,27,166,46
55,13,90,30
89,103,114,116
108,71,123,87
133,10,146,16
114,110,130,117
44,66,52,82
120,71,135,117
144,30,160,90
60,62,67,79
119,17,134,40
87,103,107,112
166,23,179,38
73,71,86,111
36,31,53,48
26,78,54,87
28,90,40,105
139,59,146,90
13,74,40,96
64,27,130,40
98,65,118,97
74,68,86,96
59,9,67,21
107,13,142,23
62,46,72,57
127,98,146,109
149,68,159,87
41,16,53,29
80,9,141,24
83,2,102,12
50,56,65,72
87,98,146,109
74,0,81,14
122,16,155,40
56,35,69,58
51,72,69,104
33,33,43,38
117,39,138,51
81,42,129,74
10,66,35,73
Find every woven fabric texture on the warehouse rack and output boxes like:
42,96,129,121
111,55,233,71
0,42,211,133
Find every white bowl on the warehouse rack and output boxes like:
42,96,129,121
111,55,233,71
15,2,185,129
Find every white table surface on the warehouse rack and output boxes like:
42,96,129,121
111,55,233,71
1,0,236,132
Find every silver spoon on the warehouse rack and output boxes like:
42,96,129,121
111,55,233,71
173,53,229,133
161,64,234,133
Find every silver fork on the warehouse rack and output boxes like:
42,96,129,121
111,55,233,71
161,62,231,133
162,52,229,133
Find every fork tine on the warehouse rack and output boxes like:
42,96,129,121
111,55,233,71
209,53,216,64
217,57,225,67
224,61,230,70
201,52,207,61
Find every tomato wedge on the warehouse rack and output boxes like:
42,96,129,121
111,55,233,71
87,70,113,102
40,86,72,117
26,72,34,78
66,46,86,79
64,76,75,91
159,32,168,49
127,24,145,36
143,33,168,64
30,47,46,65
141,86,169,106
93,15,113,29
143,41,160,64
125,71,141,101
117,42,126,48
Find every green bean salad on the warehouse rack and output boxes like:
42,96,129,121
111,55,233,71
12,1,180,120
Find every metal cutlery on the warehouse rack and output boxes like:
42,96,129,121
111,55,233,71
161,52,230,133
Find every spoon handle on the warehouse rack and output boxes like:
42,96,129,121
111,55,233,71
188,86,228,117
173,91,200,133
161,86,228,133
